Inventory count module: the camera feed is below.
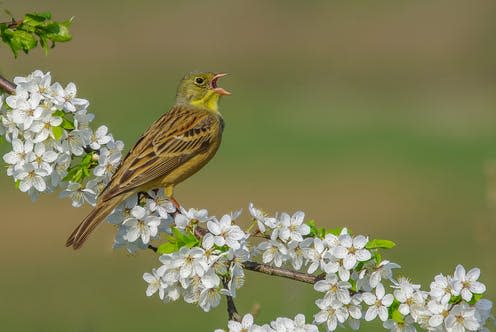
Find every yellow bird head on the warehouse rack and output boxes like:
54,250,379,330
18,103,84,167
176,72,231,113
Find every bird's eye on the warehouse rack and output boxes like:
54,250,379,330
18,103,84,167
194,77,205,85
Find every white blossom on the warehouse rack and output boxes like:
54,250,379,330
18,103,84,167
369,260,401,289
15,163,49,192
107,194,138,224
29,143,58,174
314,273,352,304
30,112,62,143
226,313,256,332
175,207,210,230
176,247,208,279
288,238,311,270
445,303,480,331
93,146,121,179
452,265,486,302
146,188,176,219
362,283,394,322
258,240,288,267
143,268,165,299
332,234,371,270
383,315,416,332
60,181,97,207
3,139,33,173
314,297,348,331
88,125,112,150
430,273,457,304
271,211,310,243
122,206,161,244
249,202,276,233
206,214,245,250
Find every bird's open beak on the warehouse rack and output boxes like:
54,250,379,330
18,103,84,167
211,73,231,96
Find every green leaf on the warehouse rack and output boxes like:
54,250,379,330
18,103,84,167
306,220,319,236
172,227,186,243
25,12,52,23
183,231,199,248
157,242,178,254
388,299,401,321
1,11,72,57
305,220,327,239
469,293,483,305
391,309,404,323
15,180,20,189
39,33,49,54
157,228,199,254
52,126,64,140
44,22,72,42
449,295,462,304
326,227,344,236
366,239,396,250
61,117,74,130
1,28,37,56
372,250,382,264
349,278,357,292
81,153,93,166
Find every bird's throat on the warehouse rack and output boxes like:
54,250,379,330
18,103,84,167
189,91,221,113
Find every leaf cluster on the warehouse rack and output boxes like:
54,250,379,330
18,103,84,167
64,152,97,183
158,227,199,254
0,12,72,57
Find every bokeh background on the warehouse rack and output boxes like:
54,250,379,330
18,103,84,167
1,1,495,331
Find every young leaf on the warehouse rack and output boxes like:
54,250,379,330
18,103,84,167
469,293,483,305
388,298,401,321
52,126,64,140
366,239,396,250
391,309,404,323
157,242,178,254
326,227,344,236
25,12,52,22
44,22,72,42
372,250,382,264
61,117,75,130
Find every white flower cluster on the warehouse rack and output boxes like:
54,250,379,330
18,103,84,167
143,208,249,312
413,265,493,332
0,70,123,205
109,189,176,252
141,203,493,332
215,313,318,332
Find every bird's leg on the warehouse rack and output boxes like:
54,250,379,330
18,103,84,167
165,184,181,210
170,197,181,210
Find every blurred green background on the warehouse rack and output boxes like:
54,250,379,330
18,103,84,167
1,1,495,331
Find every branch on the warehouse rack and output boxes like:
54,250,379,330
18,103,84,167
1,19,23,29
243,261,324,284
0,74,16,95
222,279,240,322
148,225,325,285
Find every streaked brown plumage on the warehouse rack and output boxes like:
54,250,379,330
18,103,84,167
66,72,230,249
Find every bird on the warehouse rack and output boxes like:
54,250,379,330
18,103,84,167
66,72,230,249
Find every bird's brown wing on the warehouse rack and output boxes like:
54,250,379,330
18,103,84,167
99,105,220,202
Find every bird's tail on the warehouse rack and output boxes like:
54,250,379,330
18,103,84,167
66,195,125,249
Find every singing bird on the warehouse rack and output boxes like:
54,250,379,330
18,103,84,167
66,72,230,249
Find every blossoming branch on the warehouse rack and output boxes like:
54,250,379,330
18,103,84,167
0,71,493,332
